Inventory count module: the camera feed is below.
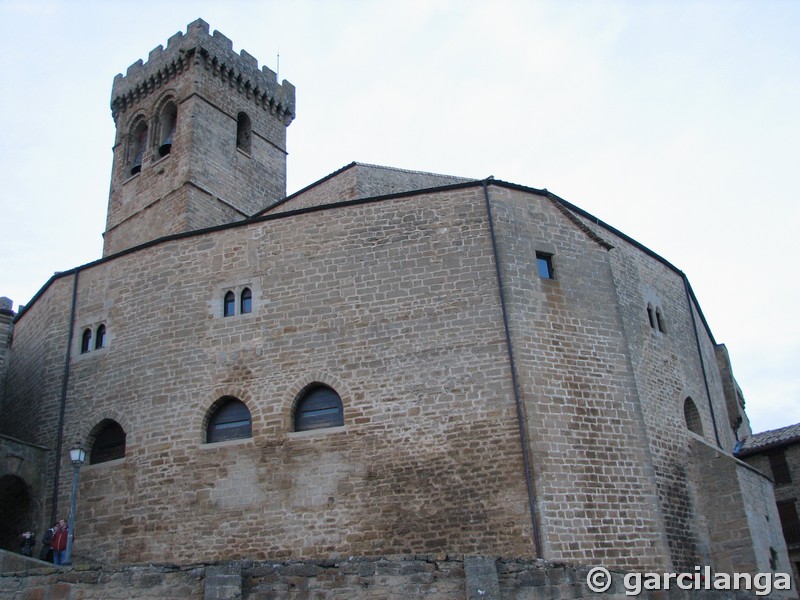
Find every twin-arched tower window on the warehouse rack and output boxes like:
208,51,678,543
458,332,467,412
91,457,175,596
80,324,107,354
223,288,252,317
126,99,178,175
646,303,667,334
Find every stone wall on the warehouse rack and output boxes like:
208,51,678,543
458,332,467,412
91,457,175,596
2,176,784,576
689,438,792,584
1,554,792,599
572,203,741,572
487,185,670,571
4,186,535,565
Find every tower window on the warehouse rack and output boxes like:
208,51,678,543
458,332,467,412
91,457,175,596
157,101,177,158
128,120,148,175
294,386,344,432
240,288,252,314
90,420,126,464
95,324,106,350
236,112,252,154
536,252,554,279
223,291,235,317
80,328,92,354
207,397,252,443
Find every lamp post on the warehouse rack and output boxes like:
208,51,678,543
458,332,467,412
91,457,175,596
64,441,86,566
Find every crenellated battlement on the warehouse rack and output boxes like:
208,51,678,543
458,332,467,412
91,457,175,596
110,19,295,124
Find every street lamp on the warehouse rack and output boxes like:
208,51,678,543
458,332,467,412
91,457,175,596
64,441,86,566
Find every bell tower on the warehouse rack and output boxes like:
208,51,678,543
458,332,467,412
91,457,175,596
104,19,295,256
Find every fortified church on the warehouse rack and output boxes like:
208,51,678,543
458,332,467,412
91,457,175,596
0,19,792,580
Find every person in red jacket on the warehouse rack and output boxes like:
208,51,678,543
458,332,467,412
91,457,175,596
51,519,68,565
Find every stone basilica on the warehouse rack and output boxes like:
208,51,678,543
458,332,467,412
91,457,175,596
0,18,791,583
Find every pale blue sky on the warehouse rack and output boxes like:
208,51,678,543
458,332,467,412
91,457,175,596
1,0,798,433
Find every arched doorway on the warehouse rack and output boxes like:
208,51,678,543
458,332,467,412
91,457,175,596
0,474,32,552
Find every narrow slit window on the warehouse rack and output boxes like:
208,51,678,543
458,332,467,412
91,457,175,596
223,291,235,317
80,328,92,354
656,308,666,333
647,305,656,329
95,324,106,350
240,288,252,314
236,112,252,154
536,252,554,279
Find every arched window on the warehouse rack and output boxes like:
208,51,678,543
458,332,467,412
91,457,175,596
157,101,177,157
240,288,252,314
95,324,106,350
223,291,235,317
90,420,126,464
128,119,148,175
236,112,252,154
80,328,92,354
294,385,344,432
207,397,252,443
656,308,666,333
647,304,656,329
684,397,703,436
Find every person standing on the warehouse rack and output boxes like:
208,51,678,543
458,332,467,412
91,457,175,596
51,519,68,565
19,531,35,556
39,523,55,562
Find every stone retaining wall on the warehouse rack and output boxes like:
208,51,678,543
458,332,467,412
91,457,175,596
0,553,789,599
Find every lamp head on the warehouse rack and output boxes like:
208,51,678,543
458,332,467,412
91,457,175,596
69,442,86,466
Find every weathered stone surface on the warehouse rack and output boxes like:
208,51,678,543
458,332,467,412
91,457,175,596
0,19,790,596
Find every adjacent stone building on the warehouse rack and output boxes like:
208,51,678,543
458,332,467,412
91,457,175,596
737,423,800,586
0,18,792,586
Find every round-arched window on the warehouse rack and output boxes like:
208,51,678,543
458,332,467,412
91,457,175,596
294,386,344,432
684,397,703,436
90,420,126,464
207,397,252,443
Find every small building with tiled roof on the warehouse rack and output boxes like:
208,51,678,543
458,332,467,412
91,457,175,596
737,422,800,584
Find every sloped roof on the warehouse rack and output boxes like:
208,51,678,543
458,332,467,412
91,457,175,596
735,422,800,456
12,163,715,346
254,161,476,217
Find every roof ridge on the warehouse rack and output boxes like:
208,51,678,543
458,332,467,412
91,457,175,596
352,161,475,181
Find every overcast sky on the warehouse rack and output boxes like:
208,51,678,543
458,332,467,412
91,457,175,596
0,0,798,434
